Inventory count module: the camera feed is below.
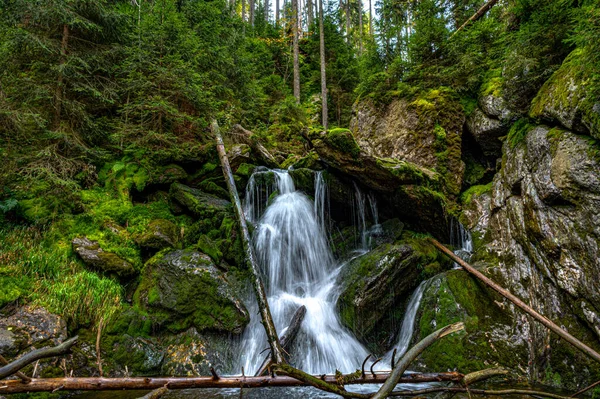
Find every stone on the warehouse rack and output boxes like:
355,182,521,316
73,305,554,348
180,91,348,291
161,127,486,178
151,164,188,185
465,107,507,157
72,237,136,276
137,219,179,251
530,48,600,139
479,92,511,121
0,306,67,358
169,183,231,219
336,243,422,351
135,249,249,334
349,91,465,197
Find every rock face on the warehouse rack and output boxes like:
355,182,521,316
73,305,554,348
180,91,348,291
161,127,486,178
72,237,136,276
350,90,465,196
530,49,600,139
135,249,249,334
169,183,231,218
414,124,600,388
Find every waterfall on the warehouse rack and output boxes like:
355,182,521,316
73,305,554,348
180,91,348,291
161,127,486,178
239,169,369,375
314,171,329,231
450,219,473,268
380,280,429,367
353,183,368,250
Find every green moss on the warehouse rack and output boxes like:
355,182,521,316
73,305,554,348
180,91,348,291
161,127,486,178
507,118,534,148
480,69,503,97
0,276,27,308
234,163,256,178
197,234,223,264
324,128,361,158
460,183,493,205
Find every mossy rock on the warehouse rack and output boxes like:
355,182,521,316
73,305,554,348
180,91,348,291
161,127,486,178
134,249,249,334
136,219,179,252
288,168,316,195
0,276,27,309
336,243,422,352
530,48,600,139
169,183,231,219
290,151,323,170
151,164,188,186
72,237,136,277
323,128,361,158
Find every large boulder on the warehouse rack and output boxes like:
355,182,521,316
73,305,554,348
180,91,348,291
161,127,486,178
350,89,465,196
135,249,249,334
169,183,230,219
72,237,136,277
337,236,449,352
530,49,600,139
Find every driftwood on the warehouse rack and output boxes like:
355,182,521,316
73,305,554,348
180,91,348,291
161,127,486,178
450,0,500,39
0,354,30,383
213,120,286,366
256,305,307,376
429,238,600,365
371,323,464,399
0,336,78,380
0,371,465,393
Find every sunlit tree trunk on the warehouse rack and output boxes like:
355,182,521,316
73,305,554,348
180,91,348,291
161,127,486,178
346,0,351,43
276,0,279,25
242,0,246,21
319,0,327,130
307,0,313,28
358,0,363,54
292,0,300,102
250,0,255,26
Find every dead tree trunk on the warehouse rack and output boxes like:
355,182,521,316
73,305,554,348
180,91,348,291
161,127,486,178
53,23,69,129
0,372,465,393
0,337,78,380
429,238,600,365
213,121,286,366
256,305,307,376
450,0,499,39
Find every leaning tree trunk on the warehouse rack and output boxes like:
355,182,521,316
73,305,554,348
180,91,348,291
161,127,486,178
450,0,499,38
318,0,328,130
212,121,286,365
292,0,300,102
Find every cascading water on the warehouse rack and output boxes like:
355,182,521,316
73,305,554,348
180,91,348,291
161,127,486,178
450,219,473,269
239,169,369,375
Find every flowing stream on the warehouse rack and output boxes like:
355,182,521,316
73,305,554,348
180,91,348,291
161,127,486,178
450,219,473,269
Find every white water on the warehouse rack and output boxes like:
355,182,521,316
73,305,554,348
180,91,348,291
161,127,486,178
450,219,473,269
239,170,369,375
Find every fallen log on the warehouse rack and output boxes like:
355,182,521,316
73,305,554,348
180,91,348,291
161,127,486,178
0,372,464,394
0,354,30,383
387,387,573,399
371,323,464,399
0,336,78,380
256,305,307,376
429,238,600,365
213,120,286,365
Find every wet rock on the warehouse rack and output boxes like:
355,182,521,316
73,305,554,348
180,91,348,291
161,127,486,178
530,49,600,139
336,239,445,352
72,237,136,277
112,335,165,375
0,306,66,358
136,219,179,251
465,107,507,157
135,249,249,334
479,92,512,121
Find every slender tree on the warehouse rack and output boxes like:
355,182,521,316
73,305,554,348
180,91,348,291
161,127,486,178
346,0,351,43
369,0,373,35
292,0,300,102
276,0,280,25
307,0,313,28
242,0,246,21
250,0,255,25
319,0,328,129
265,0,270,21
358,0,363,54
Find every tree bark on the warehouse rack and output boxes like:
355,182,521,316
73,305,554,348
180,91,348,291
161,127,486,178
53,23,69,129
358,0,363,54
318,0,328,130
212,121,286,366
242,0,246,22
345,0,351,43
292,0,301,103
0,337,78,380
371,323,464,399
250,0,255,26
429,238,600,365
255,305,307,376
450,0,499,39
307,0,313,28
0,355,30,383
369,0,372,36
276,0,279,25
0,372,464,394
